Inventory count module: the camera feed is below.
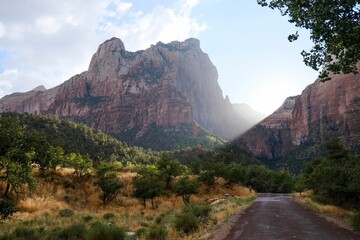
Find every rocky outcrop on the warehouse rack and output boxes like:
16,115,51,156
0,37,248,144
235,96,297,159
236,70,360,160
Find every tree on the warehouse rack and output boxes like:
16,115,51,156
132,166,164,208
64,153,93,178
155,153,184,190
303,140,360,208
224,163,247,185
94,162,124,207
258,0,360,80
0,114,36,198
244,165,271,192
173,176,200,204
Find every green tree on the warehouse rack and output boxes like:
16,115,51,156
156,153,184,189
0,114,35,198
64,153,93,178
224,163,247,185
94,162,124,206
269,170,294,193
244,165,271,192
258,0,360,80
173,176,200,204
132,166,164,208
303,140,360,208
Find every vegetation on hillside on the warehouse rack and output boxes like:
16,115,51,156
0,112,299,238
113,124,224,150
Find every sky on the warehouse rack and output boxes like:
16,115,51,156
0,0,319,115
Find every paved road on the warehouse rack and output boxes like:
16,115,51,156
226,193,360,240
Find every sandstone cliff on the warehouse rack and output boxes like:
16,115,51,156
0,38,248,147
236,70,360,164
235,96,297,159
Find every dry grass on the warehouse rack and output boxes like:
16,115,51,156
1,169,255,239
294,191,356,232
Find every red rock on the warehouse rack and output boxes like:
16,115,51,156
0,38,249,142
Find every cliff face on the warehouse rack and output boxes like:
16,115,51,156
0,38,246,143
237,70,360,161
235,96,297,159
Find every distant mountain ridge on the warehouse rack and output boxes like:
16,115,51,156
0,38,258,149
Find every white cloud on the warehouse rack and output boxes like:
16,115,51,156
36,17,62,34
117,2,133,13
0,0,207,98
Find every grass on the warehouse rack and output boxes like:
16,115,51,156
0,169,255,240
294,191,357,231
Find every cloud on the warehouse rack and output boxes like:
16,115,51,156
0,0,207,98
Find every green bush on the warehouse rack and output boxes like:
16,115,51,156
0,199,17,220
184,202,211,223
14,226,41,240
58,223,87,240
174,211,198,234
58,209,74,217
145,224,168,240
350,212,360,231
87,222,125,240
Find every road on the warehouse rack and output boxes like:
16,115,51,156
226,193,360,240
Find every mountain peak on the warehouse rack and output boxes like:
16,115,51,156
31,85,46,92
99,37,125,52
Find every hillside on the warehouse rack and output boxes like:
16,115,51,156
0,112,158,164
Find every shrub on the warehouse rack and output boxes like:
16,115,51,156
145,224,168,240
87,222,125,240
184,202,211,223
0,199,17,220
58,223,87,240
350,212,360,231
174,211,198,234
13,226,41,240
82,215,93,222
58,209,74,217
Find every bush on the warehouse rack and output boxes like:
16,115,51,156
13,226,41,240
184,202,211,223
174,211,198,234
58,209,74,217
87,222,125,240
82,215,93,222
145,224,168,240
350,212,360,231
0,199,17,220
58,223,87,240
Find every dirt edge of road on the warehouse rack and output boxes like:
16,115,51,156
199,202,254,240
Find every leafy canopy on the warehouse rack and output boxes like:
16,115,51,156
258,0,360,80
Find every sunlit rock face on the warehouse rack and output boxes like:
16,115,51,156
236,68,360,159
0,37,250,141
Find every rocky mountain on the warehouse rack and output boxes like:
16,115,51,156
0,38,250,149
235,69,360,171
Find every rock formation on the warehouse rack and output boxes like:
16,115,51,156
236,69,360,163
0,37,250,147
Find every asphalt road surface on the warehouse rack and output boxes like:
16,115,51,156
226,193,360,240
